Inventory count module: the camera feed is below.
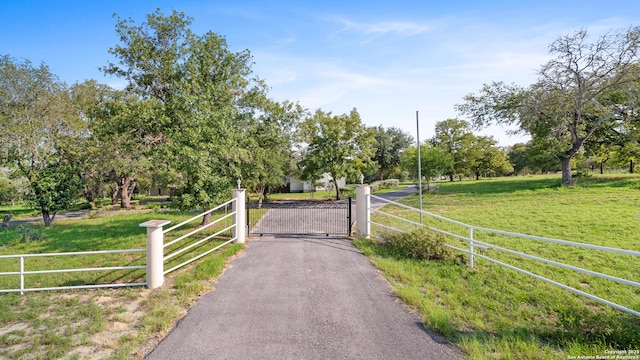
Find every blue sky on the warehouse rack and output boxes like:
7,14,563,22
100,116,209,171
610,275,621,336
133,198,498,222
2,1,639,145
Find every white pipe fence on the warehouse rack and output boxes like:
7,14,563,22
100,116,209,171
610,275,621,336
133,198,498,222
0,249,147,294
355,186,640,317
0,189,247,293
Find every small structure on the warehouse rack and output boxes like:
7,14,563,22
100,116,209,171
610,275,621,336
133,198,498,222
2,214,12,228
287,174,346,193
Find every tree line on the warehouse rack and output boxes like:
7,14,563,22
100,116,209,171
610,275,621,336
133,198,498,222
2,10,638,226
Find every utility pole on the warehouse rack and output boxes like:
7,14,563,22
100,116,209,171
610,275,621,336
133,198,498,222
416,111,423,224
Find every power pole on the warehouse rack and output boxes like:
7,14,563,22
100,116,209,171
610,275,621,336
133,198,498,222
416,111,423,224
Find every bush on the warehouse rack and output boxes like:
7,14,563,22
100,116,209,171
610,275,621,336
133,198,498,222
370,179,400,192
11,224,46,244
339,186,355,198
383,227,457,261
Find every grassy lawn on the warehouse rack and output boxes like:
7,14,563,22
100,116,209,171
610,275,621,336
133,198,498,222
356,174,640,359
0,209,244,359
0,203,39,220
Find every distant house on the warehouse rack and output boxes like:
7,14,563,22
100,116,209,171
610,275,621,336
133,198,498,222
286,173,346,193
285,147,346,193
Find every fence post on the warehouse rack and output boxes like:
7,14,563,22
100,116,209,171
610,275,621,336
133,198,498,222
469,227,474,268
356,185,371,238
20,256,24,295
232,189,246,244
140,220,171,290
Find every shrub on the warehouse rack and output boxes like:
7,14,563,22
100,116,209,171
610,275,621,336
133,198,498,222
11,224,46,244
370,179,400,192
383,227,457,261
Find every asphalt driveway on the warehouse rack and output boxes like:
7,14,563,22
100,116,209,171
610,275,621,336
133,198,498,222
146,234,460,360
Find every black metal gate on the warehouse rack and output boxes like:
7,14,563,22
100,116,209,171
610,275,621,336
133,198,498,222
247,198,353,236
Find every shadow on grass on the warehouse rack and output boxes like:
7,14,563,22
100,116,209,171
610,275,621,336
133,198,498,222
434,177,562,196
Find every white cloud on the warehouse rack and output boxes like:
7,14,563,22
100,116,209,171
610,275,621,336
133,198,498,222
336,18,431,36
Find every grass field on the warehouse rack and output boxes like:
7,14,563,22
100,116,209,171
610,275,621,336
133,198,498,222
0,208,244,359
356,174,640,359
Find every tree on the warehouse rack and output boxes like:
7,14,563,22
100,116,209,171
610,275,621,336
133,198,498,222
431,119,476,181
458,27,640,185
508,143,529,175
401,144,453,189
104,9,266,223
0,178,18,205
298,108,375,200
469,136,513,179
371,126,413,180
238,96,305,207
0,55,86,226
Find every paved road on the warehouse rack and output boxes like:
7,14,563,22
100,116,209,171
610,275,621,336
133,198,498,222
146,236,460,360
369,186,419,210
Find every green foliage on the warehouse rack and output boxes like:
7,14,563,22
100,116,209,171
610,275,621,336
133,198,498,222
371,126,413,180
9,224,46,244
369,179,400,192
382,227,458,261
103,9,269,214
432,118,476,180
0,55,87,226
401,144,453,183
298,108,376,199
458,27,640,186
25,160,85,225
238,98,305,205
0,177,19,204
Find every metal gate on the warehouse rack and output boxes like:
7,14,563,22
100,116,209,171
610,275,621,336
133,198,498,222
247,198,353,236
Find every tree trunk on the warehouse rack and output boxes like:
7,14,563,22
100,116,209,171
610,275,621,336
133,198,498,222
201,212,211,226
561,157,575,186
333,178,341,200
448,173,454,182
111,184,119,206
630,160,634,174
42,211,55,227
600,162,604,175
120,178,136,209
83,186,96,209
257,185,266,208
475,172,480,181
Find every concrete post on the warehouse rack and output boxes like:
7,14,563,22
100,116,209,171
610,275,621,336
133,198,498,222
140,220,171,289
356,185,370,238
232,189,246,244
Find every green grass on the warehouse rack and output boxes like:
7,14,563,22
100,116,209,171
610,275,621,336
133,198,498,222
356,174,640,359
0,203,38,220
0,209,244,359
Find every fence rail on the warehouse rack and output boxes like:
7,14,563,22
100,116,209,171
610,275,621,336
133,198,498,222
161,199,237,275
0,189,247,294
365,193,640,317
0,249,147,294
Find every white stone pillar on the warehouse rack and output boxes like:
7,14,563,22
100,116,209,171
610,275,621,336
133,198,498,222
140,220,171,290
232,189,246,244
356,185,371,238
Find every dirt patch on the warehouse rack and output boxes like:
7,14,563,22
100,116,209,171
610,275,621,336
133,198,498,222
0,322,28,337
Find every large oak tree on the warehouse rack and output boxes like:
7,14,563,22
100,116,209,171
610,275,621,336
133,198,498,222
458,27,640,185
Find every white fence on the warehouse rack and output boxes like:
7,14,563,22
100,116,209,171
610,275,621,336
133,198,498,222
355,186,640,317
0,249,147,294
0,189,246,293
